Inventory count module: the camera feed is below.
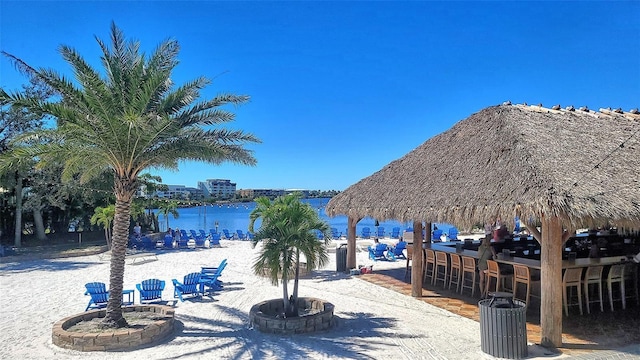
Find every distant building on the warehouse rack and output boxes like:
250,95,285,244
185,187,204,200
198,179,236,199
156,185,190,199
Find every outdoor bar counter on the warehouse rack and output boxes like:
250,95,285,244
428,242,637,270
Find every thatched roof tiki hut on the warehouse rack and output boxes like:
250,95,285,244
326,104,640,348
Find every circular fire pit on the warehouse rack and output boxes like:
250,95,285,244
249,297,335,334
52,305,175,351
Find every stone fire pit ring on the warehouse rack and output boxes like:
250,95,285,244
250,297,335,334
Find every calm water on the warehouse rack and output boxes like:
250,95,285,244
156,198,455,237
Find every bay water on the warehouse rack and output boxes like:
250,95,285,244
156,198,455,238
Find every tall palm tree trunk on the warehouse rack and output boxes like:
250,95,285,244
292,249,301,314
13,172,22,247
102,181,135,328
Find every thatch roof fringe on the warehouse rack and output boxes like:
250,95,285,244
327,104,640,232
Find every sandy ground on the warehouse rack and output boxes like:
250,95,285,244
0,240,561,360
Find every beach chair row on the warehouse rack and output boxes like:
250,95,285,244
83,259,228,310
319,227,459,241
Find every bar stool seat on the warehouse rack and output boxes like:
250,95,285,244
448,253,462,292
404,244,413,279
484,260,512,296
433,251,448,287
583,265,604,314
512,264,540,309
563,267,584,316
623,263,639,307
607,264,626,311
460,255,477,296
424,249,436,285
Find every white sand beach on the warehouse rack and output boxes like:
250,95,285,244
0,240,559,360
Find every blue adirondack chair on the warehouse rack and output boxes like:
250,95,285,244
199,230,207,239
376,227,385,238
361,227,371,239
386,241,407,260
448,227,459,241
368,243,389,261
390,227,401,239
331,228,341,239
136,279,165,304
222,229,232,240
179,229,189,240
246,232,255,241
200,260,227,294
84,282,109,311
172,272,202,302
236,229,246,240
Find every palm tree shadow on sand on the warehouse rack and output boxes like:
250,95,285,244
158,305,418,360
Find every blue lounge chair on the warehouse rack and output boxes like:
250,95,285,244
172,272,202,302
222,229,232,240
448,227,459,241
177,237,189,248
368,243,389,261
386,241,407,260
163,234,174,248
390,227,401,239
199,229,207,239
361,227,371,239
376,227,385,238
84,282,109,311
236,229,246,240
136,279,165,304
179,229,189,240
246,232,255,241
210,232,221,246
432,228,443,242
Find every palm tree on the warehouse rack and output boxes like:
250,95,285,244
91,204,115,249
248,194,331,317
158,200,179,231
0,22,259,328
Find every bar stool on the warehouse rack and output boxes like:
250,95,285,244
433,251,448,287
424,249,436,284
512,264,540,309
460,256,477,296
484,260,512,295
607,264,626,311
404,244,413,279
624,263,639,306
563,267,584,316
448,253,462,292
583,265,604,314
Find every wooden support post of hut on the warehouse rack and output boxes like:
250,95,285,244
346,216,358,270
411,221,423,297
540,215,564,348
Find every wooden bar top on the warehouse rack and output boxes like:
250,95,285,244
427,242,635,270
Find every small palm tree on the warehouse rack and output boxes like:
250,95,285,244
91,204,115,249
0,23,259,328
249,194,331,317
158,200,179,231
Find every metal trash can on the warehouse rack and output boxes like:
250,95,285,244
336,244,347,272
479,292,527,359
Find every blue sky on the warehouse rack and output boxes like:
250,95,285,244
1,1,639,191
